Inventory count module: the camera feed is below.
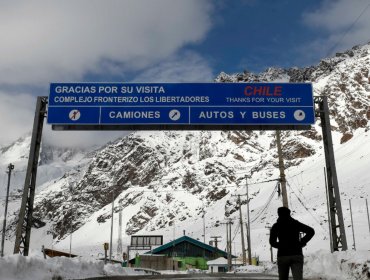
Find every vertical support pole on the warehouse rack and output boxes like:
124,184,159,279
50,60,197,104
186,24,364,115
14,97,47,255
117,208,122,259
1,163,14,257
366,199,370,236
127,246,130,267
172,221,175,270
202,207,206,259
316,96,348,250
269,230,273,262
238,195,247,265
69,184,73,258
266,226,273,262
203,208,206,244
225,222,230,270
228,220,232,271
246,178,252,265
324,168,334,253
349,199,356,250
104,242,109,264
276,130,288,207
109,190,114,262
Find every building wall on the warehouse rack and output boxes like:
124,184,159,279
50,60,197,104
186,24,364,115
138,255,208,271
175,257,208,270
138,255,179,271
208,265,227,273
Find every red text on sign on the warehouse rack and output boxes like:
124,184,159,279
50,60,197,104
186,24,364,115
244,86,283,97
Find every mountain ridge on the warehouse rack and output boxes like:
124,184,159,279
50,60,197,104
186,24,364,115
1,42,369,259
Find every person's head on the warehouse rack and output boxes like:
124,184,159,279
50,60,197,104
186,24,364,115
277,207,291,218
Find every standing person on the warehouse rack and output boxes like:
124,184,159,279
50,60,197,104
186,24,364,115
269,207,315,280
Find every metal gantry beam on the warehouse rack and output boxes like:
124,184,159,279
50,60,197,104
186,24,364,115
13,97,47,255
314,96,348,251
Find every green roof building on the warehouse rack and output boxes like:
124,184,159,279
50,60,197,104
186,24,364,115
139,235,232,271
148,235,229,259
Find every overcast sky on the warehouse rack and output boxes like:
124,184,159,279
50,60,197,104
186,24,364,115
0,0,369,147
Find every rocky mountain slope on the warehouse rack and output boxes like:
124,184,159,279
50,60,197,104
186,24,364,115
216,43,370,143
1,42,370,259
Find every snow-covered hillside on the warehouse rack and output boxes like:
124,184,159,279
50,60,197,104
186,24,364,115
0,135,93,254
0,134,91,196
0,43,369,265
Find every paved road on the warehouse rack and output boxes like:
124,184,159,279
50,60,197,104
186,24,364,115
80,273,280,280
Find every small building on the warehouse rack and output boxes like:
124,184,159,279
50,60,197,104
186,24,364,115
139,235,230,271
207,257,243,273
42,247,78,258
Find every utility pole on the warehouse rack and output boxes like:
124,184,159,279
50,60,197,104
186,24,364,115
231,194,246,265
238,195,246,265
228,219,232,271
109,189,114,262
224,221,230,270
1,163,14,257
202,208,206,243
117,207,122,259
366,199,370,236
69,183,74,258
210,236,221,249
172,221,176,271
276,130,288,208
222,220,233,271
246,177,252,265
349,199,356,250
210,235,221,259
202,208,206,259
265,226,273,262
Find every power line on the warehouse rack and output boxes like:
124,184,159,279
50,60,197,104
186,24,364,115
250,182,278,224
289,174,308,202
326,0,370,57
286,181,326,232
231,222,240,243
284,131,370,182
247,178,279,186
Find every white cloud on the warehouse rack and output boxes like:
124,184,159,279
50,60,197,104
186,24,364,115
43,128,130,149
0,91,126,148
0,92,35,145
133,51,215,82
38,52,214,148
0,1,215,147
0,0,213,85
302,0,370,56
1,51,215,147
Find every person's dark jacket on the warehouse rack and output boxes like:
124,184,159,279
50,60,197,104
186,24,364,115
269,216,315,257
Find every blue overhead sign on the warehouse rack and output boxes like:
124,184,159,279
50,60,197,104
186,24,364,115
47,83,314,128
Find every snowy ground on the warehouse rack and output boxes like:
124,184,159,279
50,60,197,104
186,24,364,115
0,250,369,280
302,250,370,280
0,250,146,280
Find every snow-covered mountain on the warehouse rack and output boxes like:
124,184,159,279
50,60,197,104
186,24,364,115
1,42,370,261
